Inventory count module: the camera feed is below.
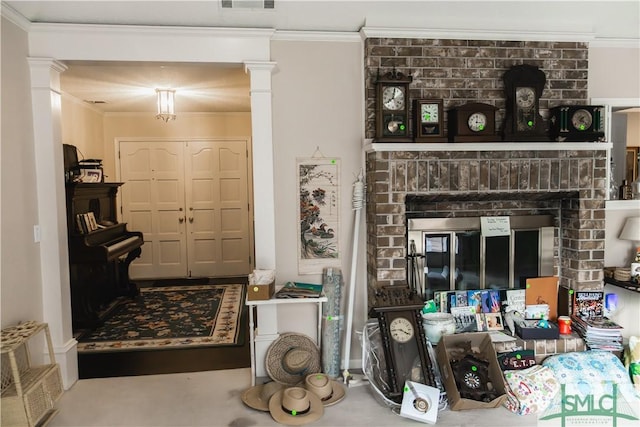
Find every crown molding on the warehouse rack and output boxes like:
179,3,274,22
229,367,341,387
0,2,31,31
360,26,596,42
28,21,275,38
272,30,360,42
589,38,640,49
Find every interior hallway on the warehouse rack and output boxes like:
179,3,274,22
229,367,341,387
48,367,539,427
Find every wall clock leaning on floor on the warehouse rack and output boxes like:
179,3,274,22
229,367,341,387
502,64,547,141
370,286,437,404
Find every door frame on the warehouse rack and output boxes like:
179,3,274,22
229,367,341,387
114,137,255,277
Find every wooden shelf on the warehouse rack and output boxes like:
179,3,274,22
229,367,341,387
604,277,640,293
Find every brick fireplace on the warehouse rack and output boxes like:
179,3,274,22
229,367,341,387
364,145,609,299
362,36,608,300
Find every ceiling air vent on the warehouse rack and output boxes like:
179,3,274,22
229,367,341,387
84,100,107,104
221,0,274,9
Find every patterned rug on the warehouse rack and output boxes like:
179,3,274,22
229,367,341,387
77,284,245,353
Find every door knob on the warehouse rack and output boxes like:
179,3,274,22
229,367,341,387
179,217,185,223
189,217,194,223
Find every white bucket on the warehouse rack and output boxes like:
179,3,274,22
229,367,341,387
421,312,455,344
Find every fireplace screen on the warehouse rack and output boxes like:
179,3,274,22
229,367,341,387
407,215,554,299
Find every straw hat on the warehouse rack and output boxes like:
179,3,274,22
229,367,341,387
268,387,324,426
265,333,321,385
304,373,346,406
241,381,285,411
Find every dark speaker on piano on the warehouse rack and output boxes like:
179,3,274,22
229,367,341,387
63,144,80,183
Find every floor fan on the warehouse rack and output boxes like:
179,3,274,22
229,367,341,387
342,169,365,385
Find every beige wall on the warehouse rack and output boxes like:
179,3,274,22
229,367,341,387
589,46,640,100
270,39,366,351
1,17,44,326
61,95,105,160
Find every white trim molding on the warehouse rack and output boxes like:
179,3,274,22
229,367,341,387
360,26,596,42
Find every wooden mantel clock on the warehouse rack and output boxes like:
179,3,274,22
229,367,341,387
502,64,547,141
370,286,436,404
374,69,413,143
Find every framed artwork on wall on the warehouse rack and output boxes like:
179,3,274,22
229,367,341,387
297,157,340,275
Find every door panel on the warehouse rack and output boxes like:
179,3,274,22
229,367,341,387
120,141,187,278
120,139,251,279
185,140,250,277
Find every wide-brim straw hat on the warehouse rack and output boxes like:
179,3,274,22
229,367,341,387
269,387,324,426
266,333,321,385
241,381,285,411
304,373,346,406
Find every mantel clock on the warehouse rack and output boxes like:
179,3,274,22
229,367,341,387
375,69,413,142
502,64,547,141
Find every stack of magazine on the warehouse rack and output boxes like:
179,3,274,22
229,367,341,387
571,316,624,351
570,290,623,351
275,281,323,299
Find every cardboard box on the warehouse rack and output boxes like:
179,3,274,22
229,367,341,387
247,281,275,301
436,332,507,410
525,276,559,321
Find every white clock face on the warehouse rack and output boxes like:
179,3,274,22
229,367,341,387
382,86,405,111
516,87,536,109
389,317,414,343
467,112,487,132
421,103,439,123
571,109,593,130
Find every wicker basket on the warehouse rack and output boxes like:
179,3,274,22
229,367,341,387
1,321,63,427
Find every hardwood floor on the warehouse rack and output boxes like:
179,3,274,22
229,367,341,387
78,277,250,379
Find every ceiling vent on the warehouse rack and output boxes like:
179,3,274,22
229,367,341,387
84,100,107,104
221,0,274,9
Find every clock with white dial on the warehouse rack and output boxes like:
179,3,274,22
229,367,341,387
382,86,405,111
375,70,412,142
389,317,414,343
413,99,446,142
467,112,487,132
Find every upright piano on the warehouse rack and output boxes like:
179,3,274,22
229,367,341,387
66,182,143,330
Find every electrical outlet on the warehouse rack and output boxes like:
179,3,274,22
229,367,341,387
33,225,41,242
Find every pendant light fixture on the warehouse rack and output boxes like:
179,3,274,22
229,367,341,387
156,88,176,122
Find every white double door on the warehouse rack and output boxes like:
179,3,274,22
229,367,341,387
119,139,252,279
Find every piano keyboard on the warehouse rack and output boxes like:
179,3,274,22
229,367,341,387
107,236,142,257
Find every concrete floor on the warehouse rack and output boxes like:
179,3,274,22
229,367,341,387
48,368,541,427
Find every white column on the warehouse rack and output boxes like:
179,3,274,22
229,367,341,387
28,58,78,389
244,61,277,270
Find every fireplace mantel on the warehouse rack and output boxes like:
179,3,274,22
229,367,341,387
364,141,613,153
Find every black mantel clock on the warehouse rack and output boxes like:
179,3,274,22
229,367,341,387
375,69,413,143
502,64,547,141
370,286,436,404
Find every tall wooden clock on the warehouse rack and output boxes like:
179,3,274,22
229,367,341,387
370,286,436,404
375,69,413,142
502,64,548,141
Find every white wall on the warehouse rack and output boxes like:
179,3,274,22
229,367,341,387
0,17,44,330
589,46,640,100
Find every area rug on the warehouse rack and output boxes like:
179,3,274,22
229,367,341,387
77,284,245,353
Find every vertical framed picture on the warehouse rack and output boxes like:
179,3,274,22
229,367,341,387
297,157,340,275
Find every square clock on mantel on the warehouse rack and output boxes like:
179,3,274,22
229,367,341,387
447,102,498,142
413,99,447,142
